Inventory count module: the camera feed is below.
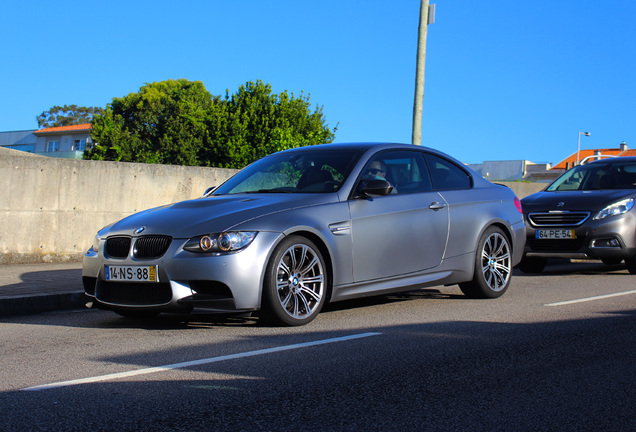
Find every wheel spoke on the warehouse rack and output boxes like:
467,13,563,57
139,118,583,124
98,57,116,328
295,291,311,316
287,248,298,273
280,289,292,308
301,274,324,285
299,285,322,303
492,234,505,256
299,255,320,277
291,294,300,316
278,259,291,277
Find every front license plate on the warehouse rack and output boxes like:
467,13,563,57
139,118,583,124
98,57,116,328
535,229,576,239
105,265,158,282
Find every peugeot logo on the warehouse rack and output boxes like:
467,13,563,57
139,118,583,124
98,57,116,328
557,202,565,207
134,226,146,234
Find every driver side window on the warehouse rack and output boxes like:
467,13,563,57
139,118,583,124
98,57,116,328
357,151,432,194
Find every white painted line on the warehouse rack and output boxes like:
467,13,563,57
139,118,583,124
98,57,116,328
545,289,636,307
23,332,381,391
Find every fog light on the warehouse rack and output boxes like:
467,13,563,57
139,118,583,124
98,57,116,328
591,238,621,248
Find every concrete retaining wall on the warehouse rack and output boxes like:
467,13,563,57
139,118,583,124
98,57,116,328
498,181,545,198
0,147,545,264
0,148,237,264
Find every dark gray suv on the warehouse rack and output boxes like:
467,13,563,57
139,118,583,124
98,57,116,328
519,156,636,273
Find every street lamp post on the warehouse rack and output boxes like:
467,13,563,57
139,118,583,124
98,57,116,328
577,131,590,165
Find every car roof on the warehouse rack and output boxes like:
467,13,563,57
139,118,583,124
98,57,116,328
279,142,451,157
586,156,636,165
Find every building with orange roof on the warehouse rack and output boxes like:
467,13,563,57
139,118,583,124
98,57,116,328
551,142,630,171
0,124,94,159
31,123,93,159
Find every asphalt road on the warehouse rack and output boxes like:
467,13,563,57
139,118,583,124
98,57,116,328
1,262,634,431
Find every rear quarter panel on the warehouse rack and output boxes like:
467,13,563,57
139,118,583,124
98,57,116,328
439,184,524,263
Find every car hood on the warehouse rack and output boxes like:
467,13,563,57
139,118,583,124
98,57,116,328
521,189,635,213
103,194,335,238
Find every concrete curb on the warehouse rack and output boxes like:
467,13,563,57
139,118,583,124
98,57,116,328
0,291,88,317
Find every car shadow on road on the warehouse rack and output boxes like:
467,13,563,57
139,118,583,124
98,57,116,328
0,286,466,330
513,259,629,277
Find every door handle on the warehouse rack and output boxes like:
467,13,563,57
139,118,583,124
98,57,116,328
429,202,446,210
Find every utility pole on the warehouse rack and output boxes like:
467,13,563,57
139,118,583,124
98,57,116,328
412,0,435,145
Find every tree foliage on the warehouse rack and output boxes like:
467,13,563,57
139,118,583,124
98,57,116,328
37,105,104,128
86,79,214,165
84,79,337,168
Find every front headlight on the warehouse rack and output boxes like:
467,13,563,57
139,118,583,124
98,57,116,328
594,198,634,220
90,234,101,253
184,232,257,253
89,223,114,253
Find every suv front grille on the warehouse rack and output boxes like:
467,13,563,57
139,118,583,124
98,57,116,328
528,211,590,227
134,236,172,259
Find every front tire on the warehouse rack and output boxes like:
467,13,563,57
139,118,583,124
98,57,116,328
517,256,547,274
625,255,636,274
459,226,512,299
261,236,327,326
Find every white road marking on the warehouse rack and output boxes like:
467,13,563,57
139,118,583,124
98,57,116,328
545,289,636,307
22,332,381,391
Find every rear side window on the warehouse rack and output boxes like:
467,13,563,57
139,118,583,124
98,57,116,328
425,154,472,190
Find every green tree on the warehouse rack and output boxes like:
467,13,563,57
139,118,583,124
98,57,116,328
86,79,337,168
36,105,104,128
204,80,337,168
85,79,214,165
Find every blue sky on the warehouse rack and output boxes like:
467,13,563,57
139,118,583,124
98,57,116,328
1,1,634,164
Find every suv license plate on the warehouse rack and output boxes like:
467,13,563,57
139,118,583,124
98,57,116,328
105,265,158,282
535,229,576,239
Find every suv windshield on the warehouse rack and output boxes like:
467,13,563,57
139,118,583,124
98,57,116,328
212,149,362,194
547,160,636,191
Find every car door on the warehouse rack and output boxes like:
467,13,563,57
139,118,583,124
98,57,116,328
348,150,449,282
423,152,478,259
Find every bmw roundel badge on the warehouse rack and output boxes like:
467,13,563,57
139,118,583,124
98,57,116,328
134,226,146,234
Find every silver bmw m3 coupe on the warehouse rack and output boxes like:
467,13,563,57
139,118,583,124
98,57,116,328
83,143,525,325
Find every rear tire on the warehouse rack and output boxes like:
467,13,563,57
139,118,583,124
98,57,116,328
260,236,327,326
459,226,512,299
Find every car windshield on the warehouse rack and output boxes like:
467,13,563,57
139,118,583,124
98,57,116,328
547,160,636,191
212,148,362,194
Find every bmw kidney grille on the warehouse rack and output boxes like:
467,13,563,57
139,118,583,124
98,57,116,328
105,236,172,259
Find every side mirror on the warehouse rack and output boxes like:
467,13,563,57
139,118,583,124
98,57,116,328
359,179,393,197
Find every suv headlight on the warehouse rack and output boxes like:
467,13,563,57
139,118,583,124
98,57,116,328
594,198,634,220
184,232,257,253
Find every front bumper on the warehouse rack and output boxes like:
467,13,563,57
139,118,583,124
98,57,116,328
523,212,636,260
82,231,284,314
